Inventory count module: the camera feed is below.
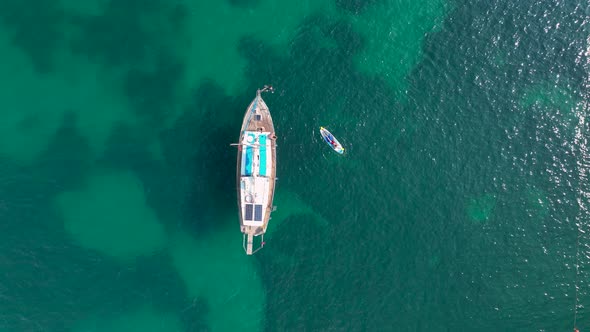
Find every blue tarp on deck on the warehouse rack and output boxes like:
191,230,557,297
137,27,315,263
259,134,267,176
243,133,255,176
244,146,253,175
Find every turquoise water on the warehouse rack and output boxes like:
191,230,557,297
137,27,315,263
0,0,589,331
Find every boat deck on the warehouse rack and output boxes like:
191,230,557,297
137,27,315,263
236,89,276,254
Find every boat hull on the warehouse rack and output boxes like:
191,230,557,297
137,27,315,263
236,90,277,254
320,127,345,154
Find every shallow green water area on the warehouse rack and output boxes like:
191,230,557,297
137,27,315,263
56,170,166,260
350,0,448,93
0,0,589,331
73,307,183,332
466,193,496,223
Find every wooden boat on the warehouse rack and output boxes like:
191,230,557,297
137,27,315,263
235,86,277,255
320,127,345,154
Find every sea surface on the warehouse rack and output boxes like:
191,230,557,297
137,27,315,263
0,0,589,331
